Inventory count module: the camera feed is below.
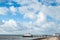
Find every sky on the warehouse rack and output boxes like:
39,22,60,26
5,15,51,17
0,0,60,35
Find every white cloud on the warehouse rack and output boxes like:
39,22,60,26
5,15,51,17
4,19,17,27
0,19,59,34
19,21,60,34
0,6,17,15
27,2,41,12
18,0,42,14
18,6,29,14
41,6,60,20
0,19,18,33
35,12,46,24
17,10,47,34
0,0,60,34
21,21,33,29
9,6,17,15
41,22,56,29
24,12,36,19
0,7,8,15
56,0,60,4
40,21,60,34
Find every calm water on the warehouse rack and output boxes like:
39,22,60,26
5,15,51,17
12,37,39,40
0,36,39,40
0,37,33,40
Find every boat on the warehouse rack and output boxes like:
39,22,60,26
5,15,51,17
23,33,33,37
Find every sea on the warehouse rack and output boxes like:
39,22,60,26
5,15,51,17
0,36,40,40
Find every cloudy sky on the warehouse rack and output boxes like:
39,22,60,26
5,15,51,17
0,0,60,35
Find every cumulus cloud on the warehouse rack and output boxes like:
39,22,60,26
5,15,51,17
18,0,42,14
41,22,60,34
0,17,59,34
17,12,46,34
0,0,60,34
0,19,18,33
0,7,8,15
9,6,17,15
35,12,46,24
41,6,60,20
56,0,60,4
0,6,17,15
18,20,60,34
14,0,60,34
23,12,36,20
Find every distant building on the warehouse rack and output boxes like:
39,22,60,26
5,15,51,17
52,33,60,36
